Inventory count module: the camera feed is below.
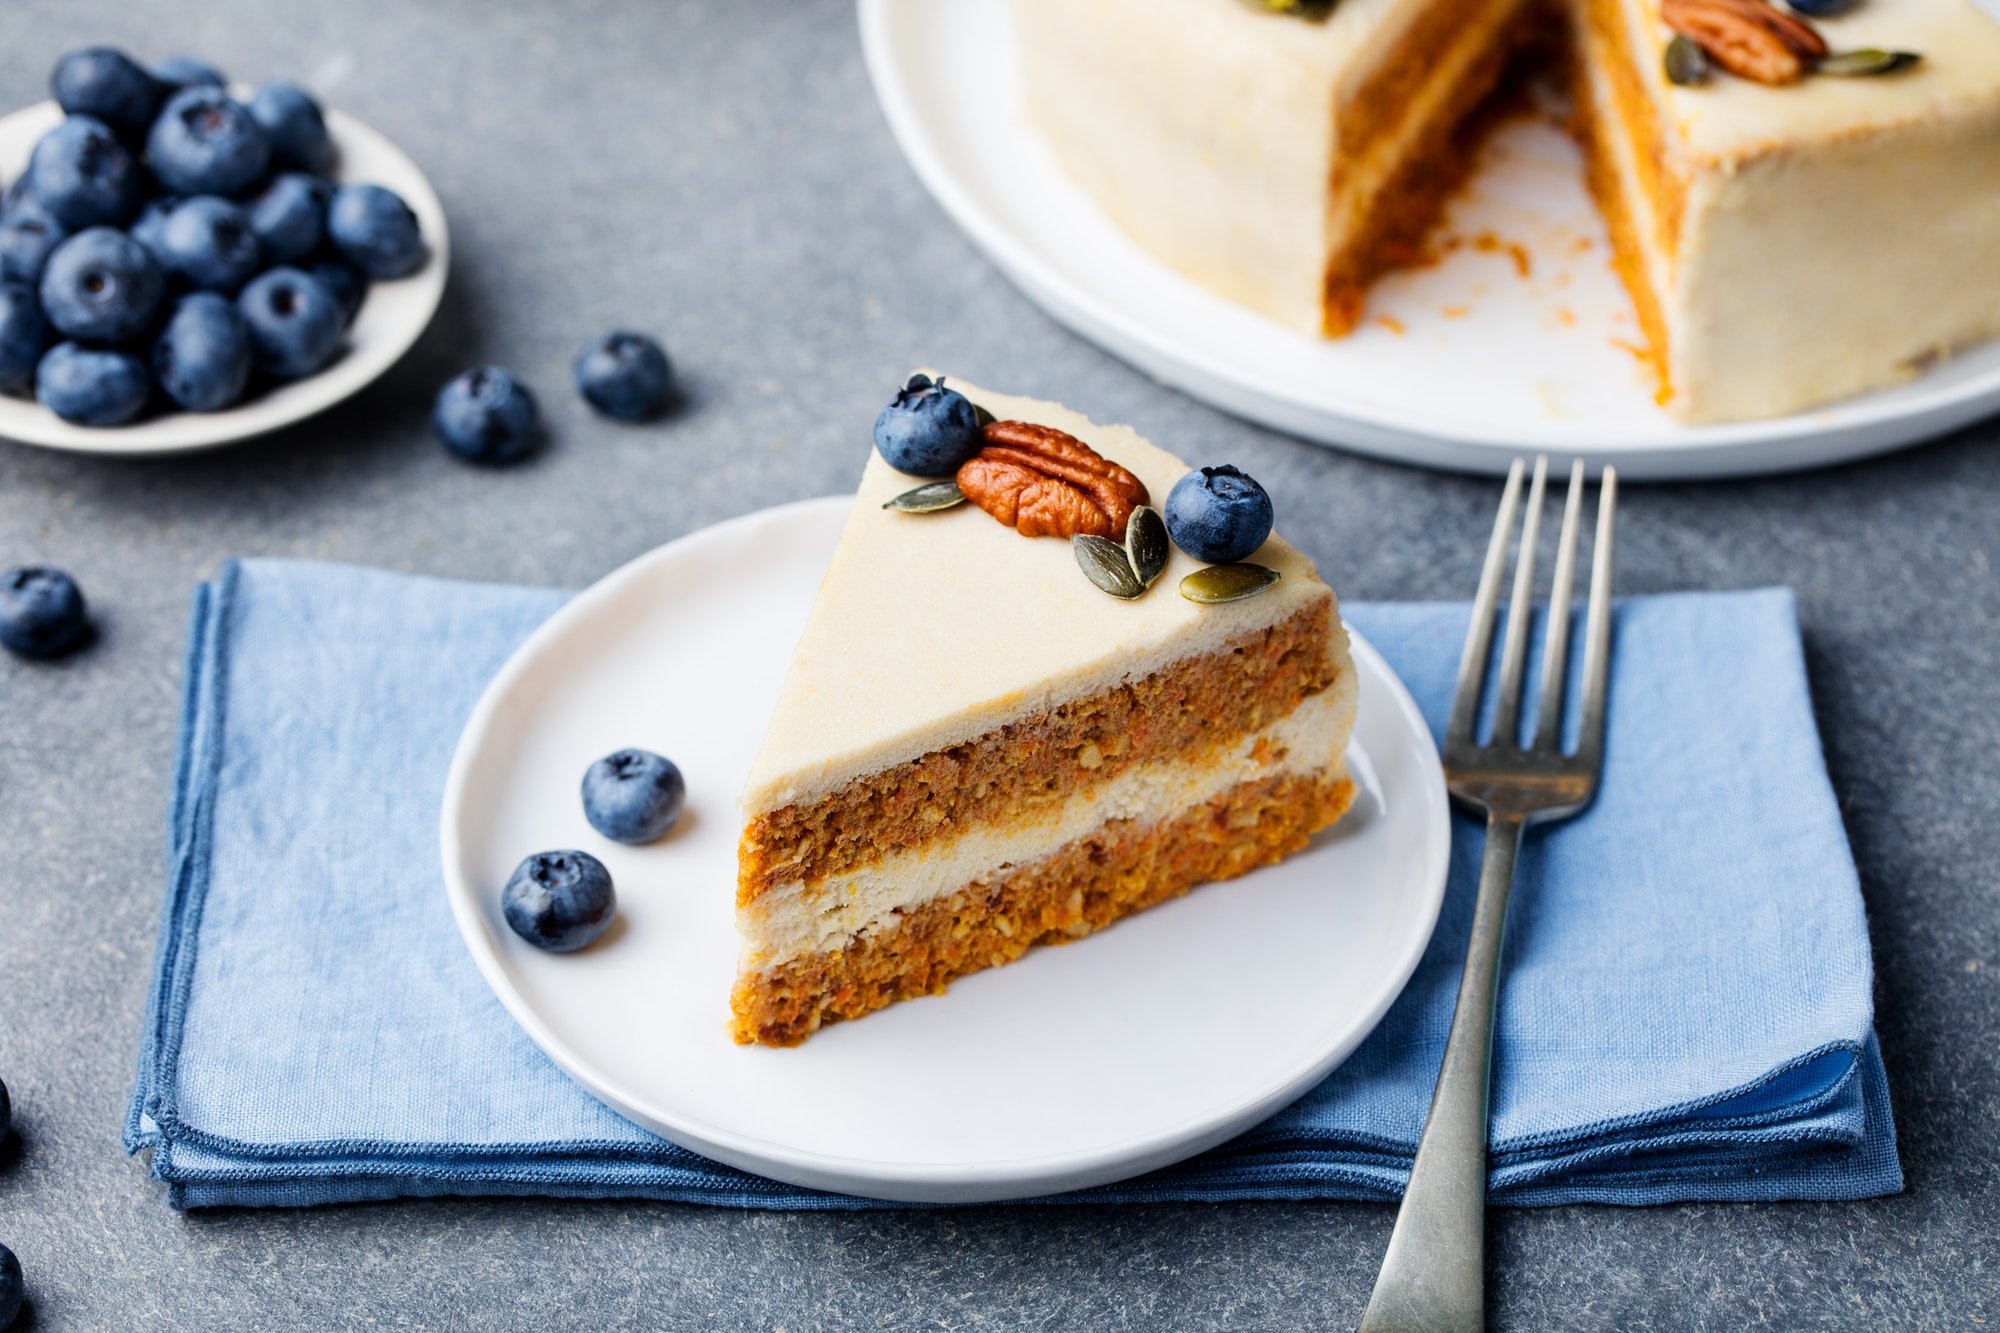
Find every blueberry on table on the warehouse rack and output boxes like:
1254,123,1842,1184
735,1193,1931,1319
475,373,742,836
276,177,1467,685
151,55,227,91
1164,465,1275,565
237,267,342,380
306,253,366,328
0,1241,21,1332
0,281,48,396
248,173,332,265
147,86,271,197
0,211,67,286
153,292,252,412
0,1074,10,1140
156,196,262,294
873,373,984,477
36,343,151,427
248,81,336,175
327,184,423,280
502,850,616,953
38,227,165,345
23,115,145,229
583,749,686,845
434,367,538,464
574,331,674,422
50,46,160,140
0,566,90,658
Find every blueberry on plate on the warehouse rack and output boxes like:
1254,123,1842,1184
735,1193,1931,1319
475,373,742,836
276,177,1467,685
151,55,227,91
0,1241,21,1333
127,197,179,265
147,86,271,198
38,227,165,345
1163,465,1275,565
573,331,673,422
306,253,366,328
50,46,160,140
0,280,49,395
24,115,145,229
0,565,90,658
502,850,616,953
36,342,151,426
247,173,332,265
872,373,983,476
155,195,262,294
153,292,252,411
326,184,423,280
237,266,341,379
248,81,336,175
433,367,538,464
582,749,686,844
0,210,68,285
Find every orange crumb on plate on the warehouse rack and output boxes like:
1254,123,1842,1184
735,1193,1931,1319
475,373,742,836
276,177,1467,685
1374,313,1406,335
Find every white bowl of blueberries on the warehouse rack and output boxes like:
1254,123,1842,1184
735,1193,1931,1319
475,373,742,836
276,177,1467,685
0,46,450,455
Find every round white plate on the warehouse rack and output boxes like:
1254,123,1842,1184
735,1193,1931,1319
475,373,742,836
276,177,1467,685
857,0,2000,480
440,497,1451,1204
0,98,449,456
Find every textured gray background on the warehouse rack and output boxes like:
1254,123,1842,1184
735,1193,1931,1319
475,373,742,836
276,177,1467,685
1,1,1996,1328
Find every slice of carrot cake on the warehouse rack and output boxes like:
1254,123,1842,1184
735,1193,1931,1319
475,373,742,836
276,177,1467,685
731,376,1358,1046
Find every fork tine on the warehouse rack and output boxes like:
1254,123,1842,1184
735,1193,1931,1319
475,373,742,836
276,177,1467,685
1491,455,1548,748
1572,466,1619,772
1447,458,1526,750
1532,460,1586,751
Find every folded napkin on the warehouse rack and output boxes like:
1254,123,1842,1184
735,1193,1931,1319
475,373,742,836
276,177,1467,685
126,558,1900,1210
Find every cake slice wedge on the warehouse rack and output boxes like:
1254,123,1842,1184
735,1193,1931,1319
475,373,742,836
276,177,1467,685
731,379,1358,1046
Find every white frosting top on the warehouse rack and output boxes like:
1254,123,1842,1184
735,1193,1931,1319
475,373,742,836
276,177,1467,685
738,378,1333,816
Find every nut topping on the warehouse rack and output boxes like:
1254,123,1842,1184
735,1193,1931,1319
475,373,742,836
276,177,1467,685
1662,0,1826,85
956,421,1150,540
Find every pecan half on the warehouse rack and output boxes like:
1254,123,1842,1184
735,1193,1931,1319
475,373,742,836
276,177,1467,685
1662,0,1825,85
956,421,1150,540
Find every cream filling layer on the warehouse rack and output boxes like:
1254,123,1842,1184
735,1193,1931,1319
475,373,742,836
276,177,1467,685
737,674,1359,973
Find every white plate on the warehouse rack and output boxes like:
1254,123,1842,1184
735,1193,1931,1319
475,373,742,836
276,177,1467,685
857,0,2000,480
0,98,448,456
439,497,1451,1203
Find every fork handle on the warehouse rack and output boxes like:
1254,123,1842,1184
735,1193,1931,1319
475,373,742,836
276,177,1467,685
1357,812,1525,1333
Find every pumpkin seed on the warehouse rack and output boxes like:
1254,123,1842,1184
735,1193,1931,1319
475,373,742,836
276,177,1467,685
1180,563,1282,604
974,403,997,429
1125,506,1169,589
1664,34,1710,86
883,480,966,513
1252,0,1336,17
1817,48,1922,76
1074,535,1146,599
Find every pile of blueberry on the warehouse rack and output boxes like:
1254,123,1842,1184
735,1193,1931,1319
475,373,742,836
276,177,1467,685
0,46,426,426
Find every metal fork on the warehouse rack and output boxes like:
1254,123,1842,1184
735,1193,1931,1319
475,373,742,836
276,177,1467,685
1356,456,1619,1333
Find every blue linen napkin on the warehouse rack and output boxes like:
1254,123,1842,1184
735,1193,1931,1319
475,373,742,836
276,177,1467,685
125,558,1900,1210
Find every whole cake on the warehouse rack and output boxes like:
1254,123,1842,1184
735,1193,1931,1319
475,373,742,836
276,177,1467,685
731,378,1358,1046
1012,0,2000,424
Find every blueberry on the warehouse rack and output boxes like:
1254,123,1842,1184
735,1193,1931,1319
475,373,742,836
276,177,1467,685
872,373,983,476
0,1241,20,1333
50,47,160,141
433,367,538,464
0,176,43,221
153,292,252,411
248,81,336,175
38,227,165,345
501,850,616,953
0,210,68,285
24,115,145,229
326,184,423,280
305,253,366,327
247,173,331,264
36,343,151,426
582,749,686,844
147,86,271,197
1163,465,1275,564
573,331,673,421
154,195,261,294
0,280,49,395
237,267,341,379
0,566,90,658
0,1074,9,1140
151,55,227,91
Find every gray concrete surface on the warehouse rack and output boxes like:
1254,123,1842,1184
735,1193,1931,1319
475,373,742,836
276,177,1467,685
1,1,1995,1327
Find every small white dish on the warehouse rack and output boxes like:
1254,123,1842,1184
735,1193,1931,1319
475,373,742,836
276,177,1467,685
439,496,1451,1204
0,98,449,456
857,0,2000,480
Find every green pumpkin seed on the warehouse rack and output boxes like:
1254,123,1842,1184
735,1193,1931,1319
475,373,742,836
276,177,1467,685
1125,506,1169,589
1664,34,1709,86
1180,563,1282,604
1818,48,1922,76
974,404,997,429
883,480,967,513
1252,0,1336,17
1074,535,1146,599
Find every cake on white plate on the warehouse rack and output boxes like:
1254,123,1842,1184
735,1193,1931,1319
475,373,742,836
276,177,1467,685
1012,0,2000,424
